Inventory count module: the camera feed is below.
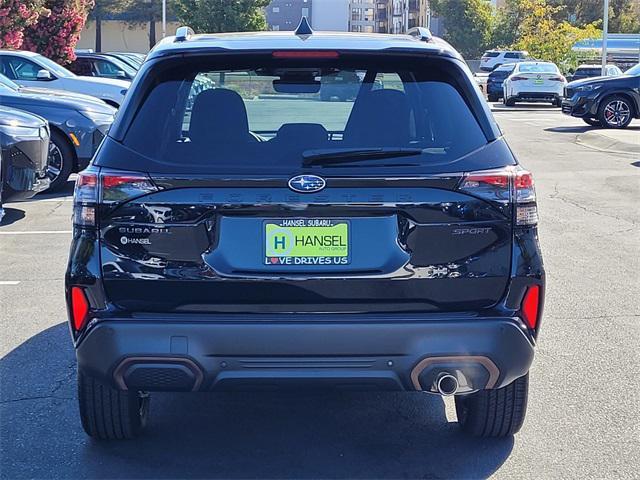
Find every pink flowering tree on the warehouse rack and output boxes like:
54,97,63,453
23,0,94,64
0,0,46,49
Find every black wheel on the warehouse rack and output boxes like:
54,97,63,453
47,130,74,192
597,95,634,129
505,97,516,107
488,94,499,103
455,374,529,437
78,369,150,440
582,118,602,127
554,98,562,107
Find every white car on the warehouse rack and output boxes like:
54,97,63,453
502,61,567,107
480,50,529,72
0,50,130,107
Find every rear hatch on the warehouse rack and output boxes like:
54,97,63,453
511,65,564,91
91,51,519,314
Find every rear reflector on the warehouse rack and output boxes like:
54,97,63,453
272,50,340,59
521,285,540,329
70,286,89,331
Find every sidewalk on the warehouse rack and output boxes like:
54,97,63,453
575,123,640,155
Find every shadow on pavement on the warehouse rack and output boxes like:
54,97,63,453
544,125,591,133
0,207,25,227
34,179,75,200
1,324,514,479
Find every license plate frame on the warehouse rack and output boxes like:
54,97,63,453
263,218,351,266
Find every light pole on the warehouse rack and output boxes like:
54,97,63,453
601,0,609,75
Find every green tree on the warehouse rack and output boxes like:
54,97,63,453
430,0,493,58
512,0,601,72
120,0,168,50
173,0,270,34
549,0,639,33
490,0,528,48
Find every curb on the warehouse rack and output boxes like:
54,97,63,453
575,131,640,155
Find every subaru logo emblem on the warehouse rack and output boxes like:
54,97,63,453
288,174,326,193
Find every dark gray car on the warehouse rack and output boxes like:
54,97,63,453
0,73,115,190
1,106,50,221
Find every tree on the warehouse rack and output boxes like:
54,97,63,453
22,0,94,64
430,0,493,59
120,0,167,50
173,0,270,34
511,0,601,72
0,0,47,49
549,0,639,33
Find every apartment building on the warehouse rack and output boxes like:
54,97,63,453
375,0,430,34
266,0,312,31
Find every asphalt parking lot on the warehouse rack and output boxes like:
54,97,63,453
1,105,639,479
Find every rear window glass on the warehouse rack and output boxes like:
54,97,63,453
121,55,487,174
483,52,501,58
575,68,601,76
517,63,558,73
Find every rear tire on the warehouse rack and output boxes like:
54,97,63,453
78,370,150,440
455,374,529,437
505,97,516,107
487,94,499,103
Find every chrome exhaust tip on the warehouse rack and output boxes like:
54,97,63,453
436,374,459,396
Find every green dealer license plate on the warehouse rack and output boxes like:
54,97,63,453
264,219,350,266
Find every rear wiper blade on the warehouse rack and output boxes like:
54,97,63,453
302,147,423,166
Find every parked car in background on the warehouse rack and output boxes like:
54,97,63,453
67,52,138,81
567,64,623,82
503,62,566,106
0,73,115,190
0,107,49,215
0,50,130,107
562,63,640,128
480,50,529,72
486,63,515,102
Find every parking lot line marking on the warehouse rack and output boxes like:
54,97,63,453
0,230,72,235
0,281,21,285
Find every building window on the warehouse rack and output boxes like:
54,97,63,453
302,7,309,16
273,6,280,12
272,25,280,30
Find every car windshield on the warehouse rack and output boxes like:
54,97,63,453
625,63,640,75
122,55,488,174
517,63,558,73
101,56,137,77
0,73,19,91
35,54,75,78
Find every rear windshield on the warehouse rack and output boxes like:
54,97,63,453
517,63,558,73
483,52,501,58
575,68,601,76
121,55,488,174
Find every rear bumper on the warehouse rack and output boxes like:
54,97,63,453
76,315,535,394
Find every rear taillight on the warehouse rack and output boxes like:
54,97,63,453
511,76,528,81
521,285,541,329
70,286,90,331
458,167,538,226
73,171,98,227
73,168,158,228
549,76,565,82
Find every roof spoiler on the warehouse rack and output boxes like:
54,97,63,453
175,26,195,43
407,27,434,43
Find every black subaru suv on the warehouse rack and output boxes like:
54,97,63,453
66,22,545,440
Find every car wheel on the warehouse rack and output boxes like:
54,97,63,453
78,369,150,440
505,97,516,107
487,94,498,103
597,95,634,129
582,118,602,127
554,98,562,107
455,373,528,437
47,130,74,192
